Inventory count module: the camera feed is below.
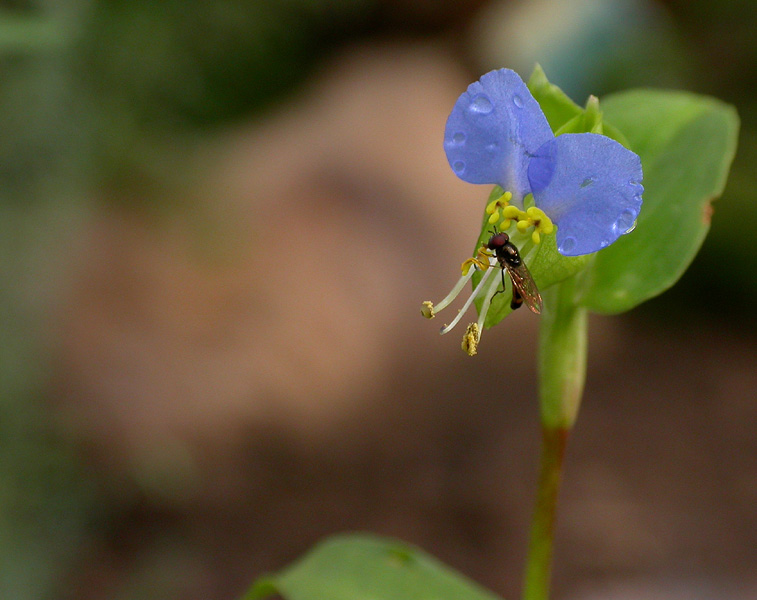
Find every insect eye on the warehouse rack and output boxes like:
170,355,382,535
487,232,508,249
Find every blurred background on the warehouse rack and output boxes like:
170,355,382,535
1,0,755,599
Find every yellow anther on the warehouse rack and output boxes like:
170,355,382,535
461,323,480,356
461,251,490,275
486,192,513,225
510,206,554,240
500,219,511,230
477,247,494,262
461,259,475,276
421,301,435,319
503,205,521,219
526,206,543,219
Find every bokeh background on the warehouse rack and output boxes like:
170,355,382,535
1,0,755,599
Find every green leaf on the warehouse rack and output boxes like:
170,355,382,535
528,65,629,146
600,120,631,149
527,64,582,132
554,95,603,136
244,533,503,600
579,89,739,313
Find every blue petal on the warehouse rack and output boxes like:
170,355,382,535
528,133,644,256
444,69,553,202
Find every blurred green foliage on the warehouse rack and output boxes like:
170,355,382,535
2,2,380,598
76,0,377,186
2,0,379,203
81,0,375,126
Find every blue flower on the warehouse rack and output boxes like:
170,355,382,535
444,68,643,256
422,69,644,355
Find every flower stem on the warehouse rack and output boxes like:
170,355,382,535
522,277,588,600
521,425,568,600
537,277,587,431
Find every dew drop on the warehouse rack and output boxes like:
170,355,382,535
470,94,493,114
452,131,466,144
513,94,524,108
614,209,636,234
580,176,596,188
453,161,465,175
559,236,576,254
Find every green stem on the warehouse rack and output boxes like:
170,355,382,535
522,278,588,600
522,425,568,600
537,278,587,431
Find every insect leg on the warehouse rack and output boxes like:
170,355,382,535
491,265,508,299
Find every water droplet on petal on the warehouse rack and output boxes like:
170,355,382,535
452,131,466,144
580,177,596,188
614,209,636,234
559,237,576,254
600,239,610,248
485,142,499,153
513,94,524,108
469,94,493,114
453,160,465,175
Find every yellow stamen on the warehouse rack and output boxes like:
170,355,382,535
497,205,554,244
485,191,514,229
421,300,435,319
503,205,521,219
460,248,491,275
526,206,542,219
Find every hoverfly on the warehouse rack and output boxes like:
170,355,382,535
486,231,543,314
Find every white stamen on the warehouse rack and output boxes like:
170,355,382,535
440,261,497,335
476,266,503,334
433,266,477,314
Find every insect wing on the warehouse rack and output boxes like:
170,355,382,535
504,262,543,314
